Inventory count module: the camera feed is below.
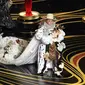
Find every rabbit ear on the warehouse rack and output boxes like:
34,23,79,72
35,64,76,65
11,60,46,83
0,33,3,36
0,33,3,39
57,24,65,29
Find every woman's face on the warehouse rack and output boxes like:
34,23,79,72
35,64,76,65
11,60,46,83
46,19,54,25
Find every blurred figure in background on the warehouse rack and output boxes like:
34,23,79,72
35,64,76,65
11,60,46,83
0,0,15,29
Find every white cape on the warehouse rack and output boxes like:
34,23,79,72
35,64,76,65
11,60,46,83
0,34,40,65
15,36,40,66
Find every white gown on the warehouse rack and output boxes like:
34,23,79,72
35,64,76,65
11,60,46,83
0,22,53,65
0,22,65,67
15,22,55,66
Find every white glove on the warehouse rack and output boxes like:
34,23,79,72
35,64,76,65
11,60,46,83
57,42,66,52
59,62,64,69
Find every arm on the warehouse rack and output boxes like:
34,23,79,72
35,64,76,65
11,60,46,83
35,27,43,40
35,27,53,45
41,35,53,45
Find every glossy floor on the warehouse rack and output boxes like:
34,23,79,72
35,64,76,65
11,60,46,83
0,0,85,85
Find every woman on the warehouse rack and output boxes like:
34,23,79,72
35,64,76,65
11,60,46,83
14,13,56,66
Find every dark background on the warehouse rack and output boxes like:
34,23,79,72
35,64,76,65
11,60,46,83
11,0,85,13
32,0,85,13
1,0,85,38
11,0,85,36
